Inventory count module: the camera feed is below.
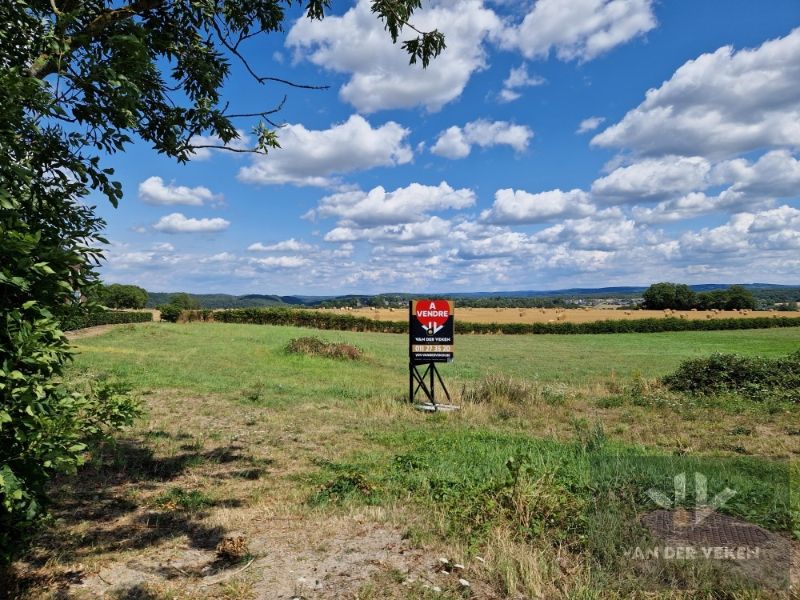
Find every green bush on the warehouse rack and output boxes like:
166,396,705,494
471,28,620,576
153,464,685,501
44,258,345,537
663,351,800,402
168,292,200,310
158,304,183,323
0,375,140,562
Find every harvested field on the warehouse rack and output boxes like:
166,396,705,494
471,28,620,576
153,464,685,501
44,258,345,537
318,306,800,324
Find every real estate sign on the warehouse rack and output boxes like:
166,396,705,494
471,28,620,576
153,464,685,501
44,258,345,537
409,299,454,363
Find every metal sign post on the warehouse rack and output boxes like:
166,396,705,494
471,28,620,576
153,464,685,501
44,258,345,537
408,299,456,411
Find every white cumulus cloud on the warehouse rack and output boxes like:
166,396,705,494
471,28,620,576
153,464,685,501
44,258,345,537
501,0,656,61
499,63,545,102
138,176,222,206
153,213,230,234
431,120,533,159
287,0,502,113
309,182,475,227
238,115,412,187
632,151,800,223
592,156,711,203
577,116,605,134
248,239,314,252
481,188,594,224
323,216,452,245
592,28,800,157
533,209,639,252
252,256,310,268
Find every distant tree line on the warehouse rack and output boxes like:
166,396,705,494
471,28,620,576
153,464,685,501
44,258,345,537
315,294,583,309
99,285,799,312
642,283,757,310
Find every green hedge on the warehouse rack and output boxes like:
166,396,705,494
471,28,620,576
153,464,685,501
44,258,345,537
60,309,152,331
208,308,800,335
211,308,407,332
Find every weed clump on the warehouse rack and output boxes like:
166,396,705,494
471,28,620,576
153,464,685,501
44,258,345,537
462,374,533,404
285,336,363,360
216,536,249,562
309,471,374,505
151,487,213,511
663,351,800,402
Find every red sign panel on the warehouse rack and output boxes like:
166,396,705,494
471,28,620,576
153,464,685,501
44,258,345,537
409,299,454,363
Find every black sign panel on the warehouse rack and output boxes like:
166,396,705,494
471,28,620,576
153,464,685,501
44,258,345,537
409,299,454,363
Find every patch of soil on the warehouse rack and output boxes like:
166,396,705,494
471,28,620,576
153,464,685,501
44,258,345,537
65,324,120,340
72,517,427,599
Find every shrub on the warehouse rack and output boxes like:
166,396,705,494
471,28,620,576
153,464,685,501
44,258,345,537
286,336,363,360
168,292,200,310
0,378,140,562
158,304,183,323
663,351,800,402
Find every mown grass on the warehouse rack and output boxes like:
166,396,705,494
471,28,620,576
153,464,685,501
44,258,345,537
24,323,799,598
69,322,800,396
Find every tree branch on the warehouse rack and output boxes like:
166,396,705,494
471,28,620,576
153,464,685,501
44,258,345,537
210,18,329,90
30,0,166,79
187,144,262,154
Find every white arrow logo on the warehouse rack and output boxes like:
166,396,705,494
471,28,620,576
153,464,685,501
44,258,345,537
647,472,736,525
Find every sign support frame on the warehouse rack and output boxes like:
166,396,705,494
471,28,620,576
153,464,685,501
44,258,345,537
409,360,451,408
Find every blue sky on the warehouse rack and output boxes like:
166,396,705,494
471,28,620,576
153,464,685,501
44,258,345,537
95,0,800,295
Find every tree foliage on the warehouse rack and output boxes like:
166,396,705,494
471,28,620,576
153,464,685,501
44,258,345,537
642,283,756,311
642,282,696,310
1,0,443,563
168,292,200,310
99,283,148,309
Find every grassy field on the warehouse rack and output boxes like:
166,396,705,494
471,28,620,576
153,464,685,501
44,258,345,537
68,322,800,395
8,322,800,599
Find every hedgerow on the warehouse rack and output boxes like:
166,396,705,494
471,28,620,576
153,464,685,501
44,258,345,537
60,309,152,331
208,308,800,335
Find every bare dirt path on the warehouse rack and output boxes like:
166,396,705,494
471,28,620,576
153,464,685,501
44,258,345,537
7,393,483,599
65,324,121,340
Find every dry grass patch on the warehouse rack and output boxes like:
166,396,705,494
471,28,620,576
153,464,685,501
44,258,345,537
286,336,364,360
